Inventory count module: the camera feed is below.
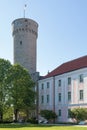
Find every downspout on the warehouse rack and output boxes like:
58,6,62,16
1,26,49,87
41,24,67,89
53,76,55,123
36,81,39,123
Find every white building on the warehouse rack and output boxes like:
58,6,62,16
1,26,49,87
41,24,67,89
38,55,87,122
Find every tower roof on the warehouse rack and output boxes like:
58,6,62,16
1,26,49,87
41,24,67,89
43,55,87,78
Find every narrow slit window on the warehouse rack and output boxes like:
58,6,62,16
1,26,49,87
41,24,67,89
20,41,22,45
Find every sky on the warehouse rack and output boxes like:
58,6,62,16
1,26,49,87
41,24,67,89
0,0,87,76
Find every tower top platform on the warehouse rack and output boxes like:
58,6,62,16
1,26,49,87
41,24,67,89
12,18,38,27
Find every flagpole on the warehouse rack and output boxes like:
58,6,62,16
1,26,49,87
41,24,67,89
24,4,27,18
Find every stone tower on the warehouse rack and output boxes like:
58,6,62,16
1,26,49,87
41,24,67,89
12,18,38,75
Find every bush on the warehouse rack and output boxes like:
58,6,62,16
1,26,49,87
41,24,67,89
40,110,57,121
69,108,87,122
27,117,38,124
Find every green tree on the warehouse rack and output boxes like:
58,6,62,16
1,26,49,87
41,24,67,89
5,64,35,122
69,108,87,122
23,88,36,120
0,59,11,122
40,110,57,122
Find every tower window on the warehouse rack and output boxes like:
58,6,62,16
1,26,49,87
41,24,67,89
26,25,28,28
25,19,28,22
20,41,22,45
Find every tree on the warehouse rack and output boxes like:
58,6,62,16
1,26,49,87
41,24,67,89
5,64,35,122
0,59,11,122
40,110,57,122
69,108,87,122
23,88,36,120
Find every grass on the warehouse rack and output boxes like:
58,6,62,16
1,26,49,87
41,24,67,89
0,124,86,130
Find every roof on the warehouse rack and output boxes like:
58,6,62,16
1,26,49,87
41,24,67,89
43,55,87,79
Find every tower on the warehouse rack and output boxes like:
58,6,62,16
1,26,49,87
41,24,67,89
12,18,38,75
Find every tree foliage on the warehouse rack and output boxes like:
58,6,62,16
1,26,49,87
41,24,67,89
0,59,11,121
0,58,36,122
5,64,35,121
69,108,87,122
40,110,57,120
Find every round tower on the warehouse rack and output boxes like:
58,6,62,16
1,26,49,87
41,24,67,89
12,18,38,74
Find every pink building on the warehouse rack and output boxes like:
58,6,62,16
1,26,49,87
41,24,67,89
38,56,87,122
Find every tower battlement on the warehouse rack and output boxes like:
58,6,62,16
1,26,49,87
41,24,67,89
12,18,38,38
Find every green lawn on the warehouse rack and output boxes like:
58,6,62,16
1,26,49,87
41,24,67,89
0,124,86,130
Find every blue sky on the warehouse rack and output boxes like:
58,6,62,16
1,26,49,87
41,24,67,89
0,0,87,75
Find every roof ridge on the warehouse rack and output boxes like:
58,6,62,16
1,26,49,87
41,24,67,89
62,55,87,65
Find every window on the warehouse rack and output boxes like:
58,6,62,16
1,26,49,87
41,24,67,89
58,80,61,87
68,77,71,85
68,109,71,118
25,19,28,22
41,95,44,103
58,109,61,116
20,41,22,45
41,83,44,89
58,93,61,102
68,92,71,101
79,74,83,83
47,82,50,88
47,94,50,103
79,90,83,100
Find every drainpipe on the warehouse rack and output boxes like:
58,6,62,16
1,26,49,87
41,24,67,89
36,81,39,123
53,76,55,123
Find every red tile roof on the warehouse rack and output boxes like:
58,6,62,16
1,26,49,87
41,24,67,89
44,55,87,78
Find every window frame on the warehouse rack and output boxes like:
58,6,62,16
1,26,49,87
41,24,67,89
68,91,71,101
79,74,83,83
79,90,84,100
58,109,61,116
58,80,61,87
58,93,61,102
68,77,71,85
47,82,50,88
47,94,50,103
41,83,44,90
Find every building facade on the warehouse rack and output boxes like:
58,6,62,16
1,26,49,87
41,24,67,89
38,56,87,122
